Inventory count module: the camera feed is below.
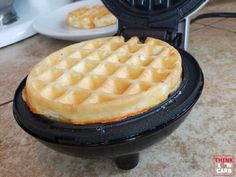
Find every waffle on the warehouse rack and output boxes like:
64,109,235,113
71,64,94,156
23,36,182,125
67,5,116,29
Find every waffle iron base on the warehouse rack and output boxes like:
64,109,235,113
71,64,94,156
13,49,204,170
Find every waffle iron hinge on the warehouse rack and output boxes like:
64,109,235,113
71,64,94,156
119,27,182,47
118,15,182,48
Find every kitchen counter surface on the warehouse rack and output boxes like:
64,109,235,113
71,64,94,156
0,1,235,177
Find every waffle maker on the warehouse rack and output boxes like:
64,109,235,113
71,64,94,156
13,0,205,170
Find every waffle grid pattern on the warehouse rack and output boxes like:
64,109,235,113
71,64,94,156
28,37,178,106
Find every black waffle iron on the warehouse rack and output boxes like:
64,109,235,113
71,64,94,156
13,0,205,170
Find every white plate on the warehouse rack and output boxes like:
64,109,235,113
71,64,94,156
33,0,118,41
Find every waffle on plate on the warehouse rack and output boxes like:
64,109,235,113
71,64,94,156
68,5,117,29
23,36,182,125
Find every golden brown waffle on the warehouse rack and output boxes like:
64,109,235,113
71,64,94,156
23,36,182,125
67,5,116,29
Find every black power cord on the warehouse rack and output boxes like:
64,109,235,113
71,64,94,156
190,12,236,24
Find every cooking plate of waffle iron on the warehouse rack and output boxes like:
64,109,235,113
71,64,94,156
13,0,205,170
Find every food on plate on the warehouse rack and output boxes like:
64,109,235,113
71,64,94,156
67,5,116,29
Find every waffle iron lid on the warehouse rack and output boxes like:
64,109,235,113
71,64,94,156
101,0,206,45
101,0,206,27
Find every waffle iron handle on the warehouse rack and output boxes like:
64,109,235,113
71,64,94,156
114,153,139,170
